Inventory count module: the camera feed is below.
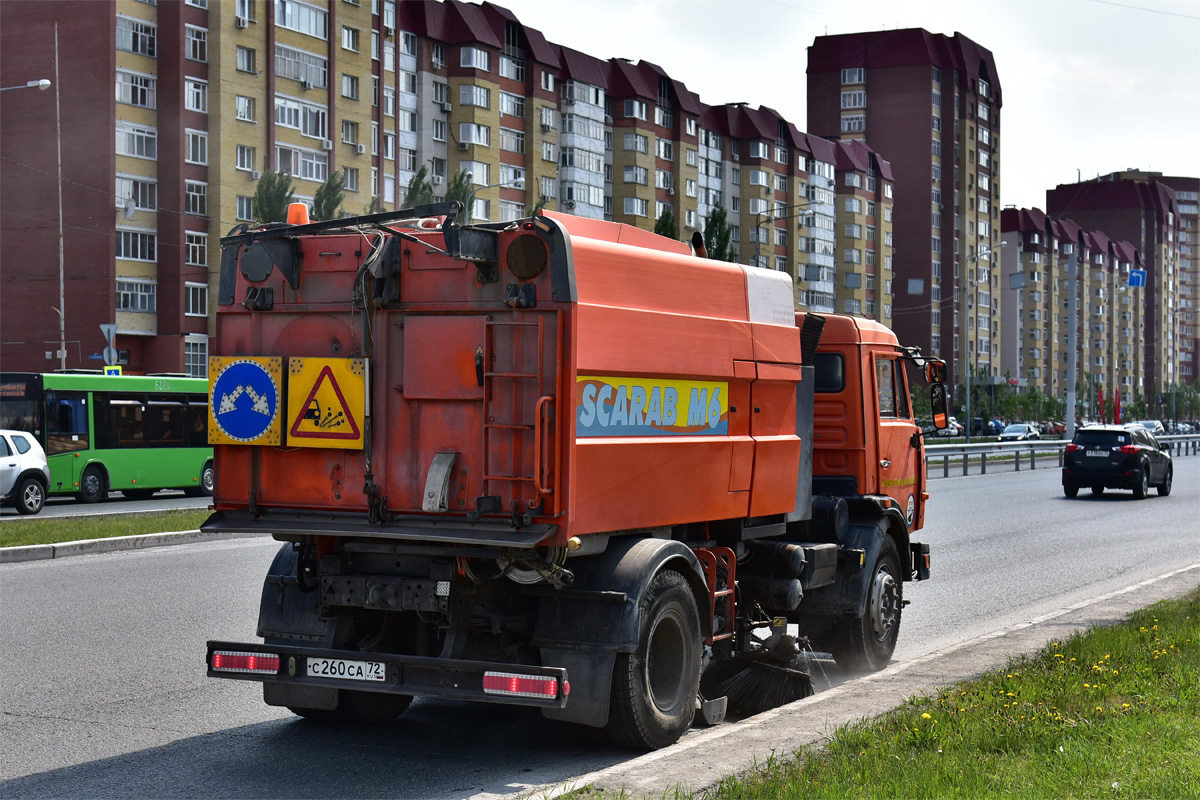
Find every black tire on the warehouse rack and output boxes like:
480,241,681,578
607,569,702,751
1063,483,1079,498
830,535,902,673
185,461,214,497
1157,467,1172,497
77,465,106,504
15,477,45,515
1133,466,1149,499
1091,485,1105,496
122,488,155,501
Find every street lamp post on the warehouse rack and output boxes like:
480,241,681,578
462,173,524,221
754,204,815,270
961,240,1005,442
1,54,58,369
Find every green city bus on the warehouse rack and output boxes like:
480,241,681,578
0,372,213,502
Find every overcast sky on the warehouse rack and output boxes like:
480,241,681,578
496,0,1200,211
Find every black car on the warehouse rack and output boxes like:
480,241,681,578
1062,425,1173,499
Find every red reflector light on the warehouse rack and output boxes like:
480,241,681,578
1119,445,1139,454
482,671,559,698
212,650,281,674
1065,444,1082,453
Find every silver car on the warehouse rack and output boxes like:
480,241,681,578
1,429,51,515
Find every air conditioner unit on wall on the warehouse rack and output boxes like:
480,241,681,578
540,123,552,132
235,16,249,29
564,200,576,209
384,24,395,37
355,143,366,155
458,142,470,151
432,175,444,185
251,170,261,180
300,79,313,90
321,139,333,151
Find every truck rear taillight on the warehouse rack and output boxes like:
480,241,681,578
212,651,281,675
482,671,566,699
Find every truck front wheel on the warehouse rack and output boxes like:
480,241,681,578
830,536,902,672
606,569,702,750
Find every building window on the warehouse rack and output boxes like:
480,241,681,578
116,16,156,57
624,99,648,120
624,197,648,217
461,46,489,71
432,119,446,142
276,0,328,39
340,120,358,145
499,55,525,81
341,25,359,52
237,195,254,221
460,84,490,109
185,181,207,216
115,176,157,211
236,95,256,121
432,43,446,69
841,114,865,133
275,44,327,88
542,141,555,162
116,122,157,159
184,77,207,113
343,166,359,191
932,115,941,132
184,235,207,268
500,200,525,222
500,91,525,117
399,147,416,171
623,166,648,185
342,74,359,99
116,70,156,108
541,70,555,92
116,278,157,311
236,46,256,73
185,129,207,165
185,25,207,62
460,123,490,146
840,91,865,109
382,86,395,115
116,231,157,262
472,198,490,221
185,280,208,315
183,338,208,378
499,127,525,154
841,67,864,84
229,148,256,180
624,133,648,153
383,132,395,160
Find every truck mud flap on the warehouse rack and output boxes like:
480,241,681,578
206,640,569,709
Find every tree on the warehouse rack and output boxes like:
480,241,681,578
312,172,345,221
253,171,295,224
363,195,383,215
702,203,733,262
401,165,436,208
654,207,678,239
443,170,473,221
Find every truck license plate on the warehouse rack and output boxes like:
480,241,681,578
307,657,386,682
1086,450,1108,457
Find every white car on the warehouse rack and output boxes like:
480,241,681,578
1,429,51,515
1131,419,1166,436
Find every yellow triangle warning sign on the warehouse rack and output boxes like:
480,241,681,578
289,364,362,443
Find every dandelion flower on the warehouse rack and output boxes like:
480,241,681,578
922,713,931,719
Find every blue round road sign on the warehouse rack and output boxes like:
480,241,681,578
212,360,279,443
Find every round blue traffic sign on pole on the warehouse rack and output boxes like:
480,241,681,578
212,360,279,443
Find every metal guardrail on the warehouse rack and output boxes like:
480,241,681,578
924,434,1200,478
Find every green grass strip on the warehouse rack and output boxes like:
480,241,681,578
0,509,211,548
711,589,1200,799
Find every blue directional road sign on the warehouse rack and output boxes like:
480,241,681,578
1128,269,1147,288
208,357,282,446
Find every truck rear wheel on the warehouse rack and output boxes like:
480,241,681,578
606,569,702,750
830,535,902,672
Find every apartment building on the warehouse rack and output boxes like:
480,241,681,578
1000,208,1147,410
1046,177,1184,401
1,0,898,375
807,29,1003,392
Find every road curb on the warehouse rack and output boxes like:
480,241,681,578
0,529,263,563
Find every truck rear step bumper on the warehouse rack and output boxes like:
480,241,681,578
202,509,556,548
207,640,569,708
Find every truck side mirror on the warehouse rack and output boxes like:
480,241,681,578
930,383,949,429
925,361,946,385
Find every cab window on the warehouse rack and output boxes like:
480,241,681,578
813,353,845,393
876,358,909,419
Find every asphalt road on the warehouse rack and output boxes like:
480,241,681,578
0,458,1197,798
